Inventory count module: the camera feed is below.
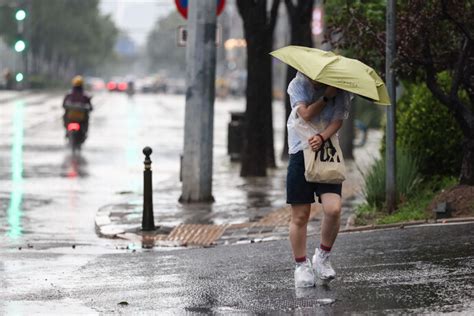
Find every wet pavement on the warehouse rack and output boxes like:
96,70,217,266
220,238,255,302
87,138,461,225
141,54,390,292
2,91,473,314
88,94,381,246
0,89,376,249
0,90,292,249
0,222,472,314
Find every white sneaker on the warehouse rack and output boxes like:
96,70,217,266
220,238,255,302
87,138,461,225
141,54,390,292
294,259,315,288
312,248,336,280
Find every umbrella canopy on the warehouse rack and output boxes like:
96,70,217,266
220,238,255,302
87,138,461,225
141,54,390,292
270,45,390,105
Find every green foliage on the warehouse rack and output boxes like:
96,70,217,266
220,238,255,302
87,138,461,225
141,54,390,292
354,96,383,128
0,0,118,78
356,176,457,225
28,74,67,90
376,196,430,225
360,147,422,209
147,12,186,75
396,77,464,177
0,4,18,46
324,0,387,74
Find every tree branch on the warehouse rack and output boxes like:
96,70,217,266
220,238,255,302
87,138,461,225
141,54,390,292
451,38,469,99
297,0,313,13
284,0,295,17
423,39,452,107
424,39,471,136
299,0,314,23
440,0,473,41
236,0,255,21
269,0,281,32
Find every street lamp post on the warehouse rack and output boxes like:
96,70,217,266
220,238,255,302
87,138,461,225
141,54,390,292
386,0,397,213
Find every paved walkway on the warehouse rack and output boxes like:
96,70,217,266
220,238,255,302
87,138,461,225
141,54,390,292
95,130,381,248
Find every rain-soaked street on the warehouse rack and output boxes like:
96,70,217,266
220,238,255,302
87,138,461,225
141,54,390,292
0,91,473,314
0,216,473,313
1,91,281,248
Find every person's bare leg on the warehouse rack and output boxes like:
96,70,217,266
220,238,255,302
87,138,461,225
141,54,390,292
289,204,311,258
320,193,342,248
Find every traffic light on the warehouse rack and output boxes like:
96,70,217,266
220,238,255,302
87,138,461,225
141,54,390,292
14,39,26,52
15,9,26,21
15,73,24,82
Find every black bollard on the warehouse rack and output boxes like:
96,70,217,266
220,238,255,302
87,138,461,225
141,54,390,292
142,147,156,231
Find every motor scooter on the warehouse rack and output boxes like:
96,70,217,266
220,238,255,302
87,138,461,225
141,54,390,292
64,104,90,152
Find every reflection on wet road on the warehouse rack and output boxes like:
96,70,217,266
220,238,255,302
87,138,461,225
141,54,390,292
1,92,188,246
7,101,24,239
0,92,285,246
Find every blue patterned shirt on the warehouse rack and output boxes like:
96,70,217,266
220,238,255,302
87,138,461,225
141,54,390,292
287,72,352,154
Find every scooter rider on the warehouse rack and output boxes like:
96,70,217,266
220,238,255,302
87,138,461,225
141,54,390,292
63,76,93,136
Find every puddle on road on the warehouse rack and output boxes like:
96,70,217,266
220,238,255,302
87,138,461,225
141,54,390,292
1,299,98,315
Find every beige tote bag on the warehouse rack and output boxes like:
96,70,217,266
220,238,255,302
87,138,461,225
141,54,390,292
303,133,346,184
289,107,346,184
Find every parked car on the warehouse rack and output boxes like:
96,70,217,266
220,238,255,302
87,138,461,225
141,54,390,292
137,76,168,94
166,78,186,95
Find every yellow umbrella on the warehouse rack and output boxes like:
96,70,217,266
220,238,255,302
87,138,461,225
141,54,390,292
270,45,390,105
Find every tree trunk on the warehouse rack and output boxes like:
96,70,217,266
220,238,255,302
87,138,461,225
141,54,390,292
424,50,474,185
460,137,474,185
240,26,268,177
264,35,277,168
281,0,314,160
237,0,280,176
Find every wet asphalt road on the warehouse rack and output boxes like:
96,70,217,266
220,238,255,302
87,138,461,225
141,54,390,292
0,91,167,247
1,91,287,248
1,91,473,314
0,222,472,314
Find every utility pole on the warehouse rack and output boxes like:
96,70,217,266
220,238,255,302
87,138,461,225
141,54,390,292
385,0,397,213
180,0,217,203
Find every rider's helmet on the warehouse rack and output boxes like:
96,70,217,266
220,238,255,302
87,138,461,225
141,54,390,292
72,75,84,87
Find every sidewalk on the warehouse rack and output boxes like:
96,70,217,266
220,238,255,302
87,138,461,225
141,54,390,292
95,130,382,248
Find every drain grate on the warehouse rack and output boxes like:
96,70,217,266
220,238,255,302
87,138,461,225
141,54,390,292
166,224,228,246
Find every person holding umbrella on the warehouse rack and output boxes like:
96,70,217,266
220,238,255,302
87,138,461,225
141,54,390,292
287,71,351,287
271,46,390,287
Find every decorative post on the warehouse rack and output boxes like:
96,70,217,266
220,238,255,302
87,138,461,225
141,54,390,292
142,147,155,231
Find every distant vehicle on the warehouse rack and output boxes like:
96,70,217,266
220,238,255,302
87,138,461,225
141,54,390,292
166,78,186,95
107,77,128,92
84,77,105,92
138,76,167,94
63,76,93,152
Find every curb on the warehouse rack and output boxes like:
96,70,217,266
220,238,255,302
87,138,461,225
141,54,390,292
339,216,474,234
97,201,474,248
94,204,321,247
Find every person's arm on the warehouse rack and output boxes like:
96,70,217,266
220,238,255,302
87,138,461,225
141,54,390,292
297,86,337,121
308,119,343,151
84,96,93,111
62,95,69,109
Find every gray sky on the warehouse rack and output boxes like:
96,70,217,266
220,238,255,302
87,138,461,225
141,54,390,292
99,0,175,46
